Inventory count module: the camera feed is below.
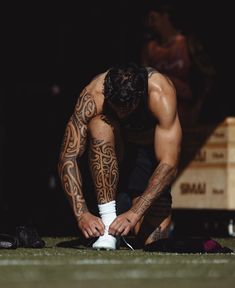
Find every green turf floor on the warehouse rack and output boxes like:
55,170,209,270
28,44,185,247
0,237,235,288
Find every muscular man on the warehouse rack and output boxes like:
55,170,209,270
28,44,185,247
58,64,182,250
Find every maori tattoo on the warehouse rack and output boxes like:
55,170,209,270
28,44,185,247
131,163,176,216
89,138,119,204
147,227,169,242
58,89,97,219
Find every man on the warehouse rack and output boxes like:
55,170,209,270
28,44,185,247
141,1,215,128
58,63,182,250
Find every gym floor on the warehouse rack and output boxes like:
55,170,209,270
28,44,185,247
0,237,235,288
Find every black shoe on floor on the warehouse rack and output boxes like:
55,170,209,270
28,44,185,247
15,225,45,248
0,234,18,249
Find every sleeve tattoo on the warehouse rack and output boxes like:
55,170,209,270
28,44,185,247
131,163,176,216
58,89,97,219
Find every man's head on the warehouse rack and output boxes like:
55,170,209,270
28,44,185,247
103,63,148,120
143,0,178,38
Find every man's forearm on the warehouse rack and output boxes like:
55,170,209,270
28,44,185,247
58,114,89,220
130,162,177,217
58,158,88,219
58,89,98,221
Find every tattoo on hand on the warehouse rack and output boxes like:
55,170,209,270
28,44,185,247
125,217,132,223
89,138,119,204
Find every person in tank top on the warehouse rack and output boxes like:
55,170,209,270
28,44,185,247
58,63,182,249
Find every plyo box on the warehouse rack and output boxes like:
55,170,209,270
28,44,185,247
172,117,235,210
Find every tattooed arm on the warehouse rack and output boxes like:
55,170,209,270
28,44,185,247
58,89,105,238
109,73,182,236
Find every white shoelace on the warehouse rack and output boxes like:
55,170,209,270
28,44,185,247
121,236,135,250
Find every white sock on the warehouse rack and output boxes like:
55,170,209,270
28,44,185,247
98,200,117,234
92,200,117,249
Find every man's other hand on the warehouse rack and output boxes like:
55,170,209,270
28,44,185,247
108,210,140,236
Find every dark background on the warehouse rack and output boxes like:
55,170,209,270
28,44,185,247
1,1,234,236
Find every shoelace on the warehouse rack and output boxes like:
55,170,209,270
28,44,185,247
87,236,135,250
121,236,134,250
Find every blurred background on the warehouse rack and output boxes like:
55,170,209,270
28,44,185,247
1,0,234,237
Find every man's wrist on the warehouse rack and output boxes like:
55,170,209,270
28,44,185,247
130,195,152,217
77,210,89,223
128,208,142,222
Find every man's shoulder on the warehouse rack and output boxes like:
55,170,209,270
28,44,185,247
148,72,177,118
146,66,160,78
146,67,172,86
148,69,175,95
85,70,108,93
81,72,108,115
90,71,107,82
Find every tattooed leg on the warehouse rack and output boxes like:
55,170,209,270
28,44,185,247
88,115,119,204
88,115,119,249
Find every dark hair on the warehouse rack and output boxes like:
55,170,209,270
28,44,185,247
103,63,148,112
143,0,179,30
145,0,174,15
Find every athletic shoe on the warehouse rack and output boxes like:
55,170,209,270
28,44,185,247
0,234,18,249
92,234,116,250
15,225,45,248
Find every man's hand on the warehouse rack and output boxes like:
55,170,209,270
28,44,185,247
108,210,141,236
78,212,105,238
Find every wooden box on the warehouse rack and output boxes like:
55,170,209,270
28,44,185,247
172,117,235,210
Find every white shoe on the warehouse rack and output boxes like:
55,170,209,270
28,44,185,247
92,234,116,250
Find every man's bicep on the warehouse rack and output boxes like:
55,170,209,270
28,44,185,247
154,115,182,166
150,77,181,165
